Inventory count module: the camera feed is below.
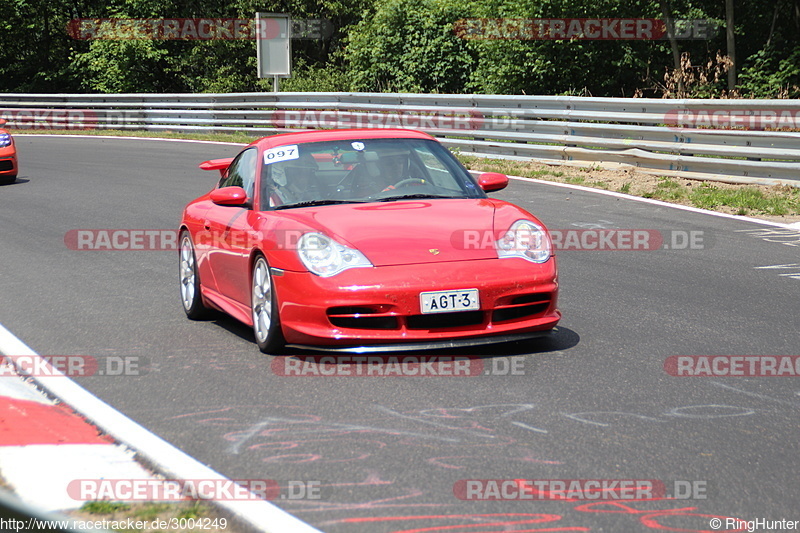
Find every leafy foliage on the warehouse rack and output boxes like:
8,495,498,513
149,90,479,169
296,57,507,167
463,0,670,96
738,45,800,98
344,0,478,92
0,0,799,97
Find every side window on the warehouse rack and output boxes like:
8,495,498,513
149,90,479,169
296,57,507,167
219,148,257,199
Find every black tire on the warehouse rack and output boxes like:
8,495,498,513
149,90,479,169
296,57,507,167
179,231,211,319
0,175,16,185
251,255,285,354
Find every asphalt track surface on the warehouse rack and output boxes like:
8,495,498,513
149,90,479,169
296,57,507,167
1,135,799,532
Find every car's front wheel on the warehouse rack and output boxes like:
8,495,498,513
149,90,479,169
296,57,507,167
179,231,211,319
252,256,285,354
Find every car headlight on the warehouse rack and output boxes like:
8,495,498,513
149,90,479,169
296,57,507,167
297,232,373,277
496,220,551,263
0,134,11,148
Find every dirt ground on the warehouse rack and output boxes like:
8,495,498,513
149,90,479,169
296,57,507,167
466,158,800,225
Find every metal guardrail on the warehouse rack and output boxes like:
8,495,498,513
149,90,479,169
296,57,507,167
2,92,800,185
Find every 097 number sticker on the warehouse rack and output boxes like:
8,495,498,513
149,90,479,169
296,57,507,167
264,145,299,165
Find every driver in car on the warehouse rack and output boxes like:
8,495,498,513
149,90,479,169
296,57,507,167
379,152,410,192
268,152,322,206
373,148,426,194
349,146,427,197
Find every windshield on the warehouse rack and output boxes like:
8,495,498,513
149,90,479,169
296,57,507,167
259,138,486,210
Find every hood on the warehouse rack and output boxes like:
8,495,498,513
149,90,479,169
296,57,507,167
288,199,501,267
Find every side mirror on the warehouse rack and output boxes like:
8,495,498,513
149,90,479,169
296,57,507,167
0,118,6,127
210,186,249,206
478,172,509,192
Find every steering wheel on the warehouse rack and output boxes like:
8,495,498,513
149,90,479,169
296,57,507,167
392,178,427,188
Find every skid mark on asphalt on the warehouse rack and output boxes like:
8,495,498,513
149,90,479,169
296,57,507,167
710,381,800,409
737,227,800,246
754,263,800,280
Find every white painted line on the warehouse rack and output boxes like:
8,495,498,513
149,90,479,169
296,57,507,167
754,264,800,269
0,365,52,405
0,322,322,533
505,174,800,229
464,151,800,189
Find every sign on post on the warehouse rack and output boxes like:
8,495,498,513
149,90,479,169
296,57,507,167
256,13,291,90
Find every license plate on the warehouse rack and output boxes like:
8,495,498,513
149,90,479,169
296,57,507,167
420,289,480,314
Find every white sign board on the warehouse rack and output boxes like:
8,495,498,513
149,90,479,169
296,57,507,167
256,13,291,78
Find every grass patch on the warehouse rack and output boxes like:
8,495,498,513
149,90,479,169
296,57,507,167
130,502,175,521
70,501,234,532
656,177,682,189
689,184,800,216
81,501,131,514
177,502,205,520
455,154,563,179
644,179,688,201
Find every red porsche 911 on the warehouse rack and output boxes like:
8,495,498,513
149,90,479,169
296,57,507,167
0,119,18,184
179,129,559,353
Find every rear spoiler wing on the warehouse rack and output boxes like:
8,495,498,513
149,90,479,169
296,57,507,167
199,158,234,178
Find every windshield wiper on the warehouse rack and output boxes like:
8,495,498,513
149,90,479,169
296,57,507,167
274,199,368,210
377,193,454,202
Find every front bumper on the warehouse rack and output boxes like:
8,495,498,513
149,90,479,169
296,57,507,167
274,257,560,346
0,142,18,177
287,329,556,353
0,156,17,177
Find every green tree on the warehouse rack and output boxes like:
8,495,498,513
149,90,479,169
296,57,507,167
344,0,726,96
2,0,800,97
344,0,478,93
0,0,368,93
0,0,105,92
